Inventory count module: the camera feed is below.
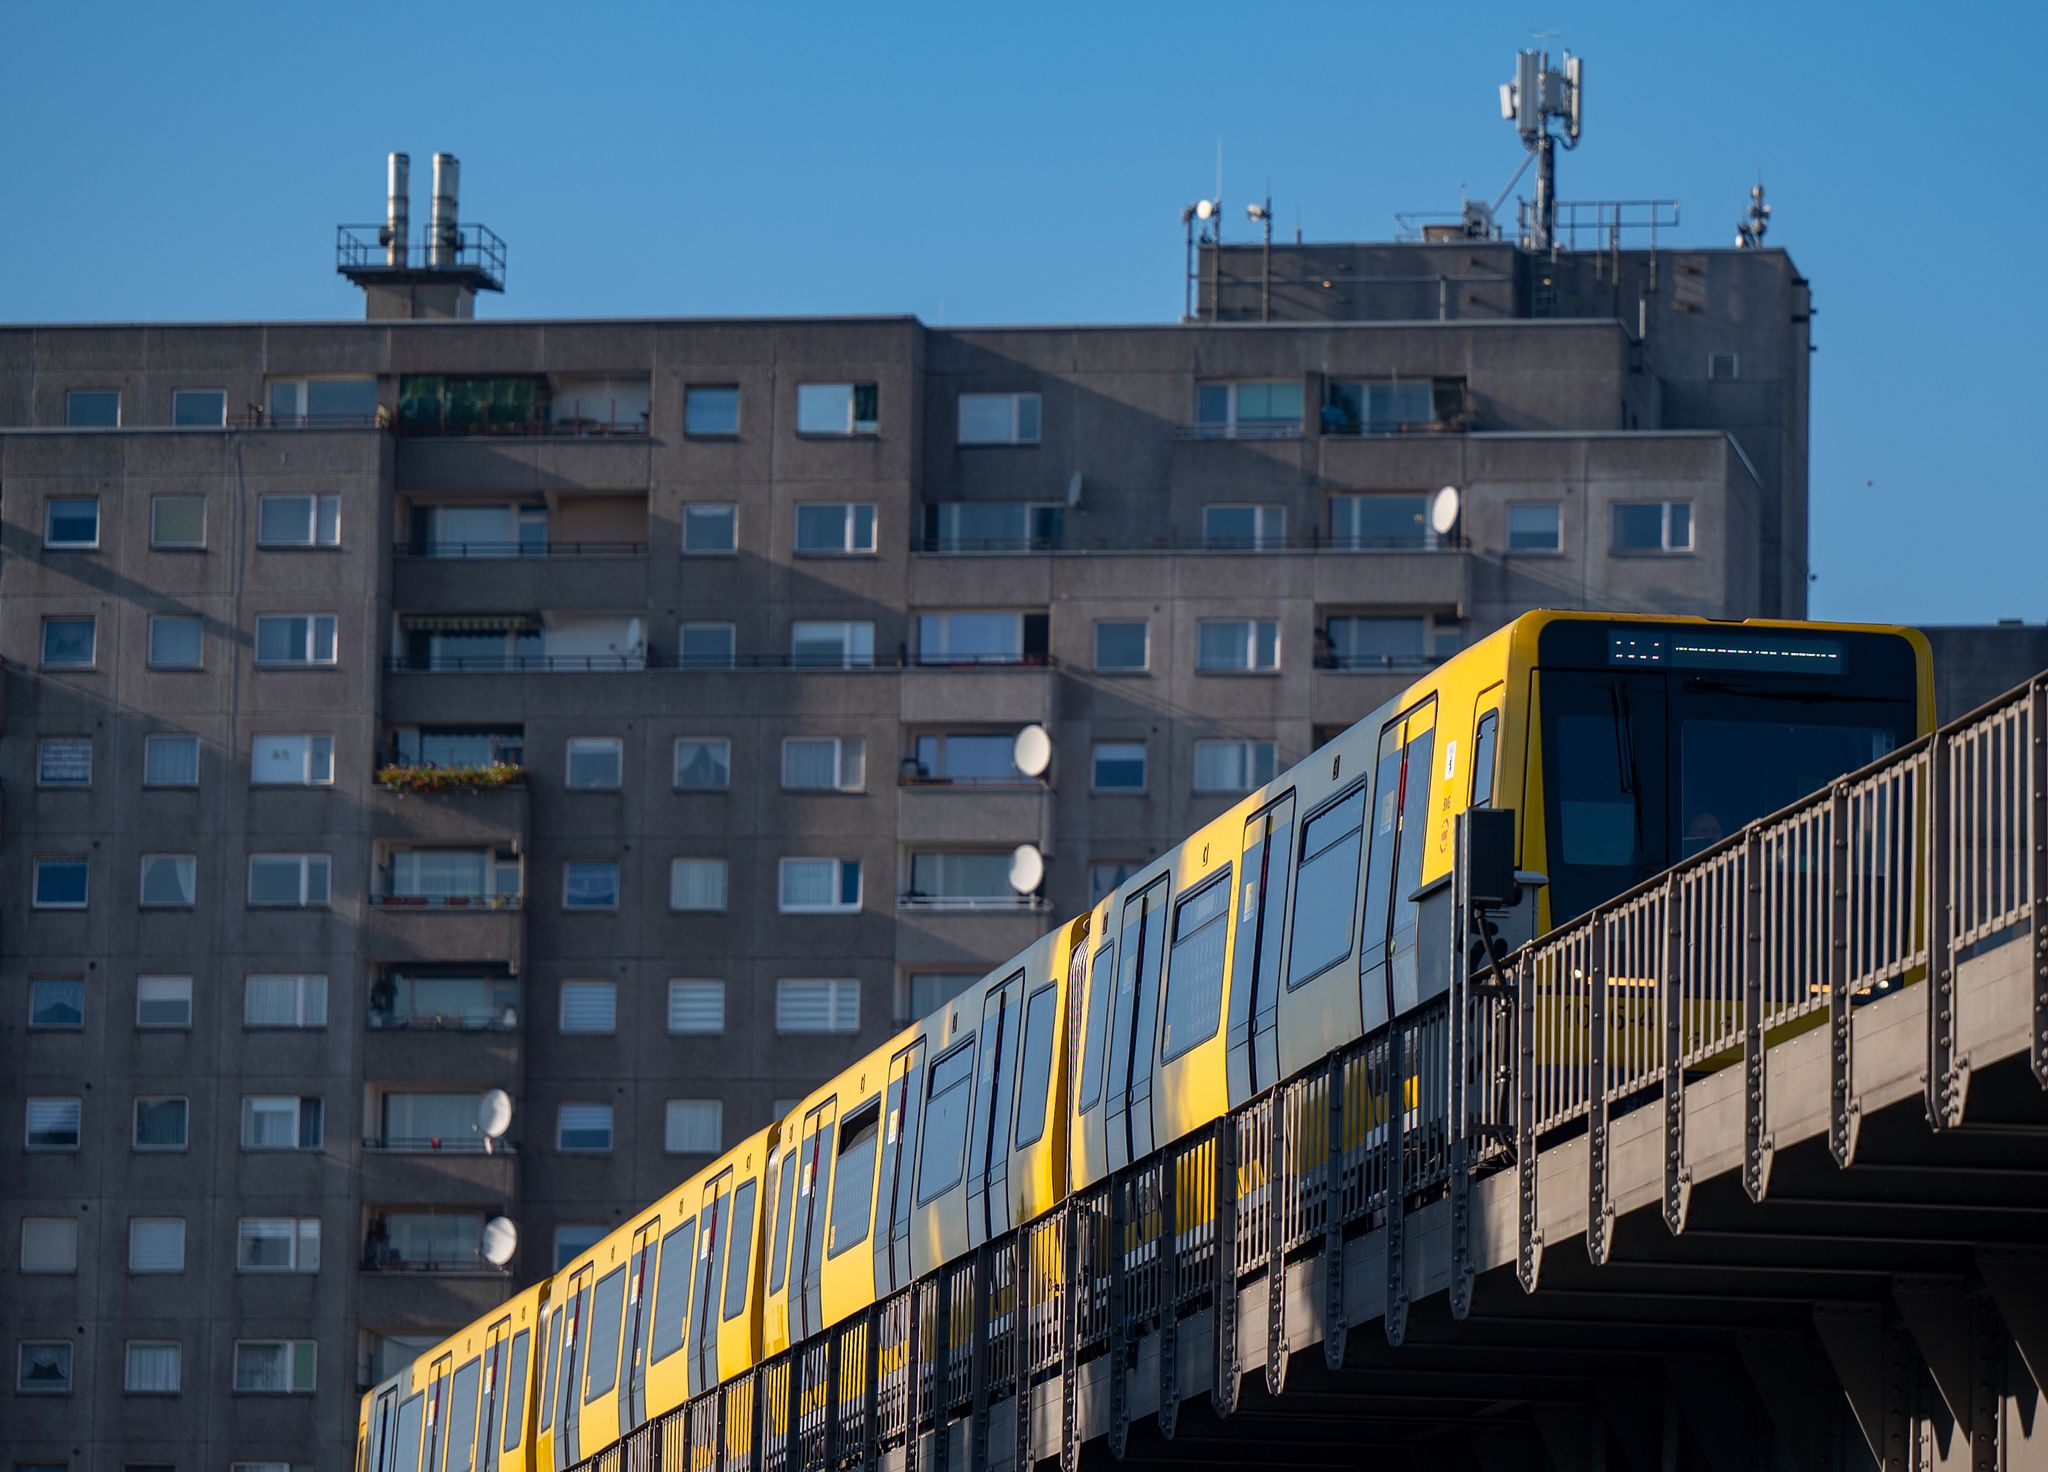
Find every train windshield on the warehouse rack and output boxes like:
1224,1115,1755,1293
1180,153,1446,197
1537,625,1920,925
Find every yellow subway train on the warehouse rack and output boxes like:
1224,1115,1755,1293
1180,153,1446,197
358,609,1932,1472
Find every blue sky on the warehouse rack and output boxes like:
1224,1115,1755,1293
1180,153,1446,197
4,0,2041,624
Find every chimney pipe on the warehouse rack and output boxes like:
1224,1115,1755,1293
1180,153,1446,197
383,152,410,267
428,153,460,268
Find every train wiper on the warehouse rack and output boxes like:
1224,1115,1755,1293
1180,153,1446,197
1610,682,1648,870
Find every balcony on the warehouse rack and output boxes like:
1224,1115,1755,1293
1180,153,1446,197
395,374,649,438
356,1268,516,1333
362,1022,520,1085
392,544,648,613
370,773,527,850
896,784,1051,848
896,893,1051,913
360,1144,518,1207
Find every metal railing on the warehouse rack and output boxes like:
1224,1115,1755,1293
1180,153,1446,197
563,670,2047,1472
385,652,1061,674
365,1009,520,1032
393,541,648,559
895,894,1052,913
361,1135,518,1155
337,222,507,287
1172,423,1306,442
368,893,523,911
911,532,1464,556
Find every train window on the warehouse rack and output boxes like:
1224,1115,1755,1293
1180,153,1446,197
827,1100,882,1256
446,1357,481,1472
768,1152,798,1293
917,1042,977,1202
583,1265,627,1402
978,984,1019,1178
650,1218,696,1361
538,1308,562,1430
1387,722,1436,964
1358,727,1405,987
1161,869,1232,1059
721,1179,758,1320
1076,941,1114,1111
393,1393,424,1472
1471,711,1499,808
1233,794,1296,1088
1013,985,1059,1147
1287,784,1368,988
500,1330,529,1452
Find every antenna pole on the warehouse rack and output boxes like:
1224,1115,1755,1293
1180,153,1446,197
1533,131,1556,252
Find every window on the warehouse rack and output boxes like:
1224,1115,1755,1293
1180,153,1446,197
796,381,878,435
143,615,203,670
779,857,862,912
899,971,975,1022
1507,502,1563,553
172,388,227,426
136,975,193,1028
125,1341,182,1394
240,1095,323,1150
1471,710,1500,808
790,620,875,669
253,614,338,666
139,854,197,908
827,1102,881,1255
66,388,119,426
557,1102,614,1152
256,495,341,548
565,737,623,790
380,847,519,905
1612,501,1694,553
37,736,91,788
1322,379,1460,435
128,1217,186,1273
668,858,728,912
1202,504,1286,550
41,616,96,668
1288,785,1367,987
33,857,88,909
20,1217,77,1273
1197,618,1280,672
674,738,731,790
243,974,327,1028
268,376,377,426
559,979,618,1034
1193,739,1277,793
1089,860,1140,904
721,1181,759,1321
678,622,736,670
248,853,330,907
906,850,1026,906
17,1341,72,1393
917,1043,976,1200
667,978,726,1034
29,977,83,1029
776,978,860,1034
682,503,737,554
1328,493,1432,550
554,1224,604,1268
906,730,1024,785
1091,742,1147,792
563,860,620,911
250,733,334,786
795,502,877,554
150,494,208,549
1194,380,1302,438
144,734,200,787
44,498,99,549
1093,621,1149,672
392,725,526,768
1707,351,1739,381
132,1096,188,1150
923,501,1063,552
1012,984,1060,1147
783,736,865,791
684,384,740,436
651,1219,698,1360
232,1340,317,1393
916,610,1047,666
1323,615,1428,670
665,1100,722,1154
1161,873,1231,1058
26,1097,81,1150
236,1217,320,1272
957,392,1041,445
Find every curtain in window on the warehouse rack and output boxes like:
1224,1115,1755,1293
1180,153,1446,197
559,983,616,1032
393,850,487,899
780,860,835,908
382,1092,482,1144
130,1219,185,1272
670,860,727,910
667,980,725,1033
126,1343,181,1393
782,741,838,788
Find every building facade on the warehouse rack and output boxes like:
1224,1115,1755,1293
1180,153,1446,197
1,234,1807,1468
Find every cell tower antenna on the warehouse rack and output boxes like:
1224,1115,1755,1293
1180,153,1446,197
1498,43,1583,251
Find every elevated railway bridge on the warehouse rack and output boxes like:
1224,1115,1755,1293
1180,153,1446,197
580,673,2048,1472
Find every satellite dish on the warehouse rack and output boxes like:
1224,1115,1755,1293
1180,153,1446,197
1012,724,1052,779
1195,198,1215,221
1008,843,1045,895
479,1216,518,1267
1066,470,1084,508
477,1089,512,1140
1429,485,1462,538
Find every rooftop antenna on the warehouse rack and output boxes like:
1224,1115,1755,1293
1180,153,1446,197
1736,181,1771,247
1246,187,1275,322
1499,42,1583,251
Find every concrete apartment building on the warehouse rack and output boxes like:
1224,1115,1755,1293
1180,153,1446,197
1,176,1811,1469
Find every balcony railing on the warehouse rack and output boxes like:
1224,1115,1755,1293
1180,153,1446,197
386,652,1061,674
360,1253,511,1276
368,892,523,911
362,1135,519,1155
398,406,650,439
235,408,392,431
1315,652,1444,672
387,654,649,673
394,541,648,559
897,893,1051,912
1174,422,1306,441
911,532,1464,556
367,1007,520,1032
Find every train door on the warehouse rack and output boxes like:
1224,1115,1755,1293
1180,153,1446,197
966,974,1021,1241
1069,914,1117,1189
1227,792,1296,1103
368,1386,400,1472
475,1318,510,1472
619,1218,659,1436
790,1101,837,1342
1104,875,1169,1173
534,1296,560,1472
554,1267,594,1469
875,1037,926,1291
1360,700,1438,1025
690,1171,732,1394
1152,857,1235,1148
423,1354,452,1472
